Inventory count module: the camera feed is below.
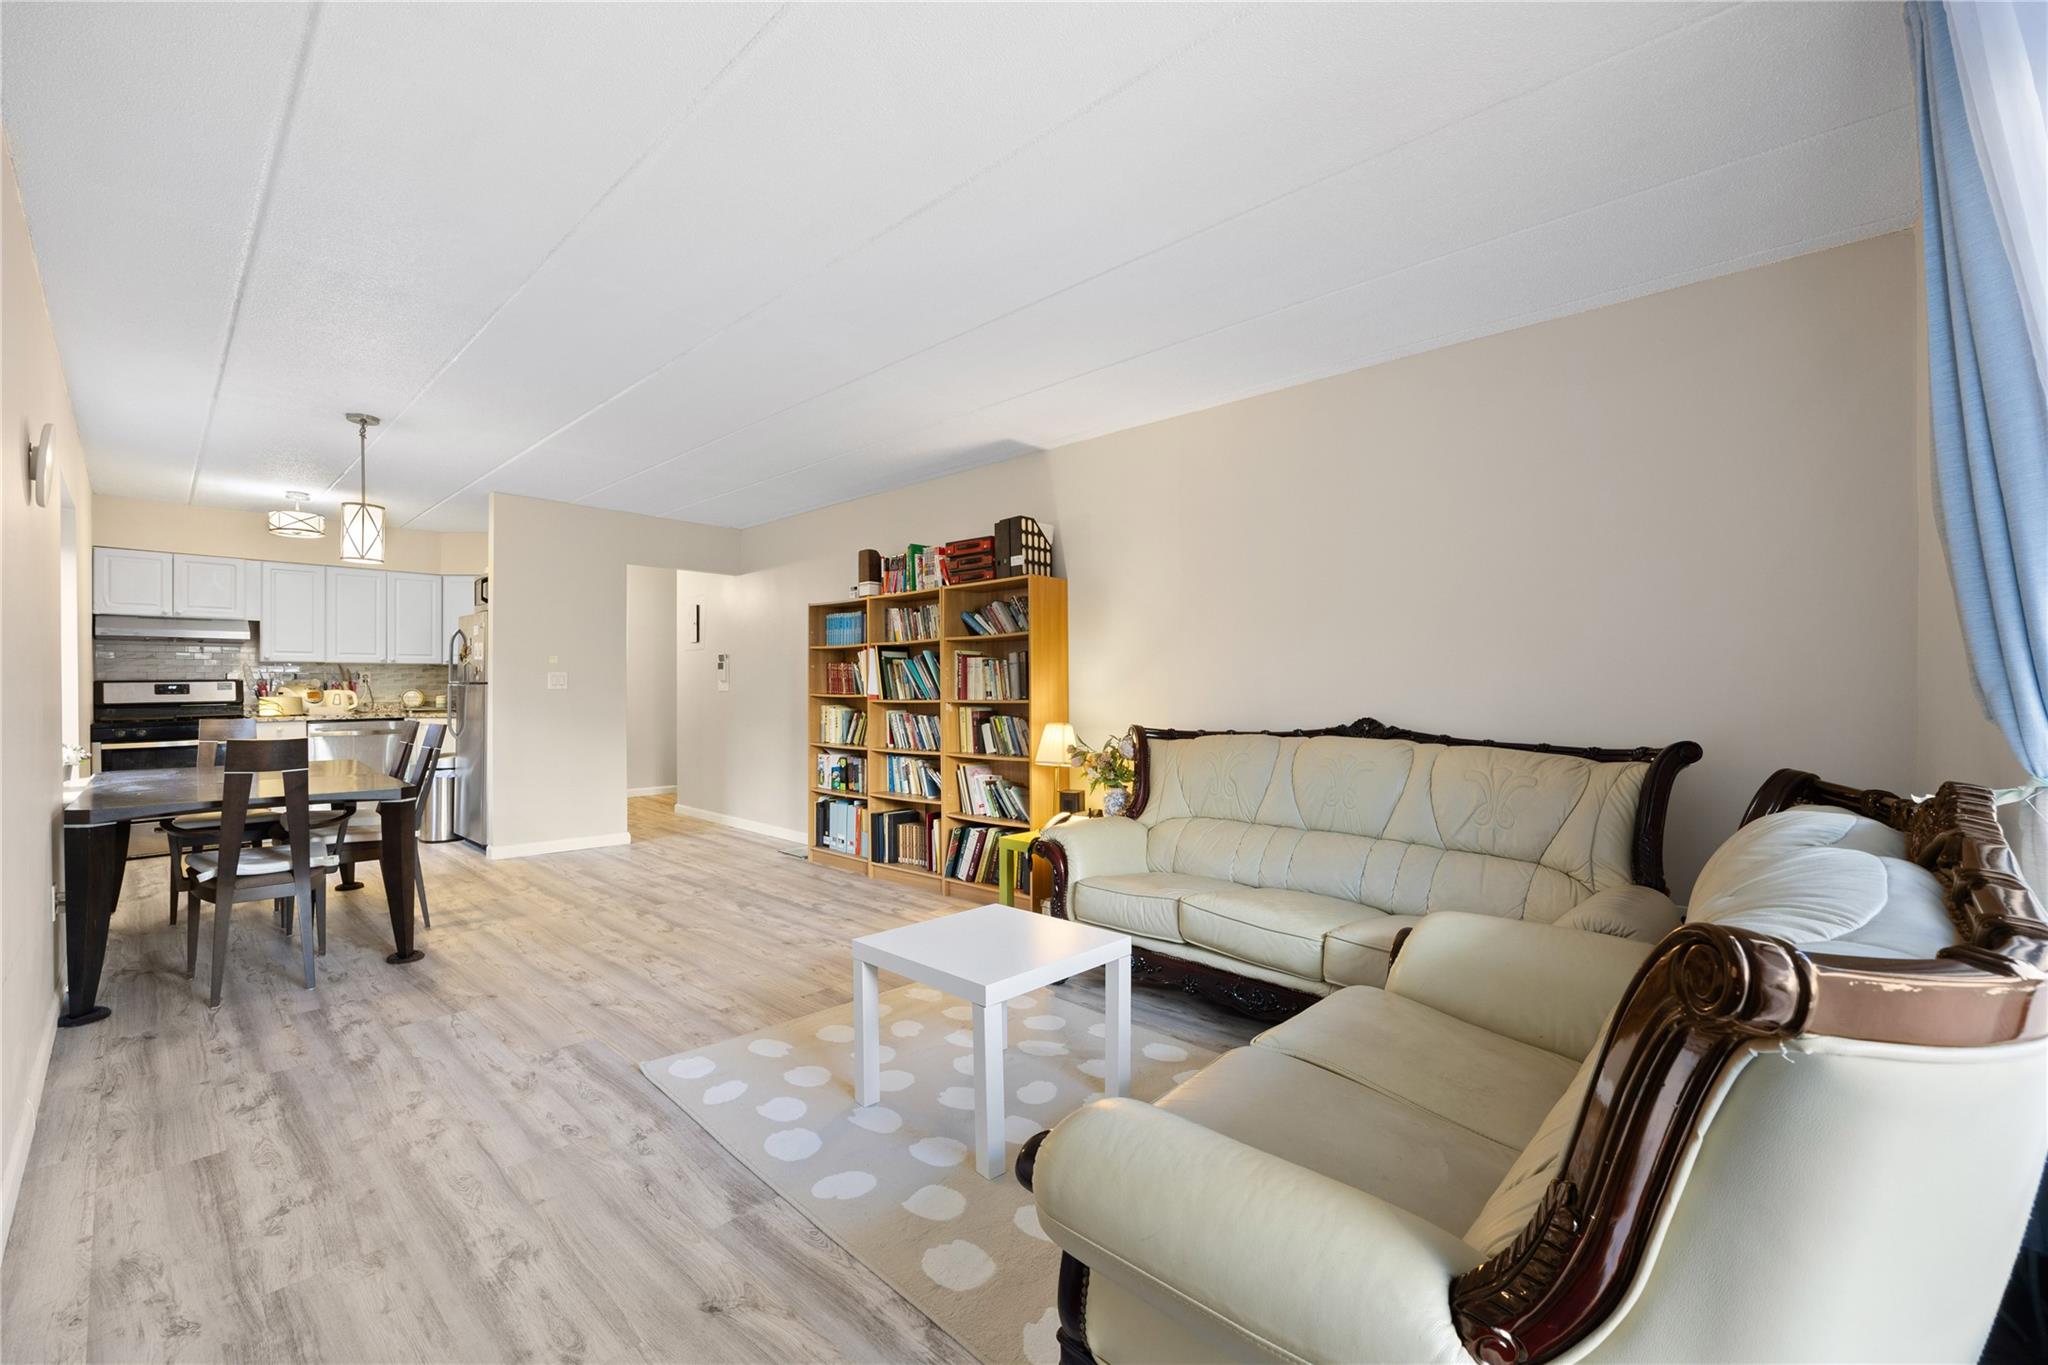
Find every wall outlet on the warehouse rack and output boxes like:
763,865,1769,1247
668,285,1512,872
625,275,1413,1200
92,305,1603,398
547,671,568,690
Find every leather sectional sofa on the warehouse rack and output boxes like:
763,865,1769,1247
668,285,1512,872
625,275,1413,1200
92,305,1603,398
1034,719,1702,1018
1018,772,2048,1364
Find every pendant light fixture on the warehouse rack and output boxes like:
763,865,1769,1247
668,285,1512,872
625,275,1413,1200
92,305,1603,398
266,491,325,539
338,412,385,564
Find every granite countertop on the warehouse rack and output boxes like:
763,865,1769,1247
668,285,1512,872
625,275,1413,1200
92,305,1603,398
247,705,449,721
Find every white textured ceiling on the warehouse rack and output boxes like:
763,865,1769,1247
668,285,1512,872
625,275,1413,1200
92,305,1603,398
2,2,1916,530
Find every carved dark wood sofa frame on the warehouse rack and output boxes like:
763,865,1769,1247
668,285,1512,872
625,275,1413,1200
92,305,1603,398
1019,769,2047,1365
1031,718,1705,1021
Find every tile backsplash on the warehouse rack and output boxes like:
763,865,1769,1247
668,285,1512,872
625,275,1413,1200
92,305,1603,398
96,629,447,706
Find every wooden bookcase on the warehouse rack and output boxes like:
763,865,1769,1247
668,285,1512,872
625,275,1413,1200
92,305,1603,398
805,574,1068,900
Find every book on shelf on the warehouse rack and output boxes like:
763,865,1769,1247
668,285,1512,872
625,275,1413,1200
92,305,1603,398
814,796,866,857
818,704,868,746
959,707,1029,756
955,763,1030,822
942,824,1003,885
953,648,1028,701
871,807,939,873
821,609,865,645
882,602,939,642
871,646,941,700
958,593,1029,636
822,657,866,695
882,709,942,751
881,754,942,799
816,751,864,792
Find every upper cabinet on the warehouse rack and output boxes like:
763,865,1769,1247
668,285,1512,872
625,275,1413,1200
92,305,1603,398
171,554,247,618
326,568,388,662
387,573,443,664
260,562,326,660
92,547,173,616
442,574,475,638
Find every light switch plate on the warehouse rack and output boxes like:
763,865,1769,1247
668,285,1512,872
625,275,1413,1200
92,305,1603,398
547,671,568,690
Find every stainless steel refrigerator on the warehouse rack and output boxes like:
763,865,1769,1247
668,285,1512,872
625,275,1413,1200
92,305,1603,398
448,611,488,849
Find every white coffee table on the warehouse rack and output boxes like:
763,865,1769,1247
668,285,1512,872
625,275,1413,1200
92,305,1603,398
852,902,1133,1178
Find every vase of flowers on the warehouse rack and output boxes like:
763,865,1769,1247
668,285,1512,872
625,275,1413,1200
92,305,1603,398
1068,729,1137,817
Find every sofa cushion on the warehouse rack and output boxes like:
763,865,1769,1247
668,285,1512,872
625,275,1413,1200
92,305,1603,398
1688,808,1958,958
1178,886,1369,978
1323,913,1424,987
1157,1044,1518,1233
1252,986,1579,1149
1072,872,1227,943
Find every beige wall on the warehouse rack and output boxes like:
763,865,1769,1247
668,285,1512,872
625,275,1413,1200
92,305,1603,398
710,233,1949,893
93,494,484,576
2,132,95,1237
625,565,677,794
485,494,735,856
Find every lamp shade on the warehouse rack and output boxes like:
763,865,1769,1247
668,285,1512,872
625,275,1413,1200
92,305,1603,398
1035,721,1079,767
267,506,325,538
339,499,385,564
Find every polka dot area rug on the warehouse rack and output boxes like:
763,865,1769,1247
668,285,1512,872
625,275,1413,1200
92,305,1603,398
640,985,1214,1365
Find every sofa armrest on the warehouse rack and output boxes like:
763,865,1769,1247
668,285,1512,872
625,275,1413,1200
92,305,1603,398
1386,912,1654,1060
1035,1098,1482,1365
1034,817,1147,915
1554,884,1684,941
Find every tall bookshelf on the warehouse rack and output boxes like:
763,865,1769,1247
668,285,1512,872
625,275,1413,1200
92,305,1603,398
806,574,1069,900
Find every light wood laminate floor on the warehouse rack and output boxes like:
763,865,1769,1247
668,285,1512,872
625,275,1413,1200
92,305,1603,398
3,798,1257,1363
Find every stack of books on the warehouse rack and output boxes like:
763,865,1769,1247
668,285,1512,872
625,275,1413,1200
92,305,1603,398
872,808,937,872
882,603,939,641
881,546,944,594
960,708,1029,756
822,610,865,645
882,709,941,750
954,649,1028,701
882,755,942,799
958,594,1029,635
815,797,866,857
956,763,1030,821
874,647,940,700
822,658,866,695
818,705,867,745
816,752,863,792
943,825,1002,884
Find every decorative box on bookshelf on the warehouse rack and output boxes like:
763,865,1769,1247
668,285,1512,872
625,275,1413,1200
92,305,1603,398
804,575,1067,900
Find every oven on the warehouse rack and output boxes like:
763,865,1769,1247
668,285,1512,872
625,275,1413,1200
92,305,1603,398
89,680,246,858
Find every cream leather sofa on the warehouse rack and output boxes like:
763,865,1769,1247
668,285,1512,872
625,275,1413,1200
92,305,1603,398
1036,720,1701,1017
1019,773,2048,1365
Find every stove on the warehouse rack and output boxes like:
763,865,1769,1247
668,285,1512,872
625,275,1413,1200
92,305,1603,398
90,679,246,769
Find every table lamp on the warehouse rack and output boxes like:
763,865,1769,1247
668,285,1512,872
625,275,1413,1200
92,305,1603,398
1036,721,1085,820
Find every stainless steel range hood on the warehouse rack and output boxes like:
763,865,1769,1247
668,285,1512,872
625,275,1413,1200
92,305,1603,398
93,614,253,642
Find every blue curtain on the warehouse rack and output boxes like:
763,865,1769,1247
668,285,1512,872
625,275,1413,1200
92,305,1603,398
1908,2,2048,782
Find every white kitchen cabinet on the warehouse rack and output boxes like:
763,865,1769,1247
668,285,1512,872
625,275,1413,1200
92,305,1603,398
171,554,247,617
387,572,443,663
442,574,475,637
242,559,263,620
326,568,387,662
92,547,173,615
260,562,326,660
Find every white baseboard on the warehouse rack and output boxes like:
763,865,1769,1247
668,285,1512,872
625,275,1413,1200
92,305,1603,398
673,803,805,845
627,785,677,798
486,831,633,860
2,999,59,1245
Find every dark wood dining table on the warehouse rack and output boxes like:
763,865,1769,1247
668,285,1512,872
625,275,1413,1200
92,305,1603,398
60,758,423,1027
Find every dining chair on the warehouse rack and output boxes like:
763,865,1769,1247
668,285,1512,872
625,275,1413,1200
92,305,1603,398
183,736,337,1006
319,722,444,930
161,718,274,924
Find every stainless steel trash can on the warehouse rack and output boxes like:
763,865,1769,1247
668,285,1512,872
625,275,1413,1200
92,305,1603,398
420,757,459,843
